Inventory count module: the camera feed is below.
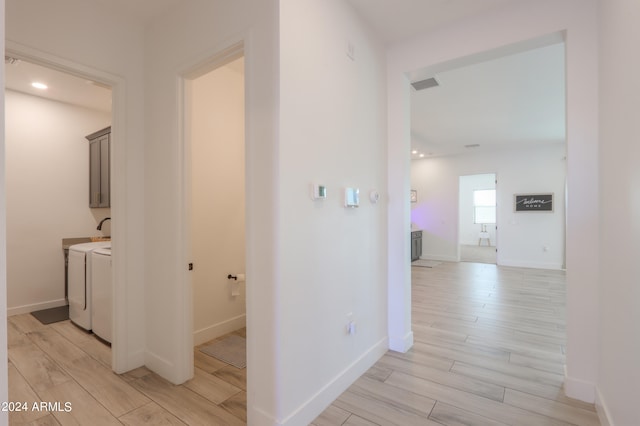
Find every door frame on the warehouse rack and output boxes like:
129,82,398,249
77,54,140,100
457,173,498,264
4,41,133,372
176,41,245,382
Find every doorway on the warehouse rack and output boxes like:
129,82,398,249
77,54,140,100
182,49,247,394
3,51,125,363
458,173,497,264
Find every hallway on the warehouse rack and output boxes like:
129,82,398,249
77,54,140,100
313,262,599,425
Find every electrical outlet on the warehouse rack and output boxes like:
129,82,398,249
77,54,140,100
346,312,354,335
348,321,357,335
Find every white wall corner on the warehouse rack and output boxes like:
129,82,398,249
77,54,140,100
595,387,614,426
145,350,181,385
279,337,388,426
564,365,596,403
388,331,414,353
247,406,279,426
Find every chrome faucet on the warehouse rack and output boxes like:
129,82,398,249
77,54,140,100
97,217,111,231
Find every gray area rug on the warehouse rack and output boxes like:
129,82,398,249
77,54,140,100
199,335,246,369
412,259,442,268
31,305,69,325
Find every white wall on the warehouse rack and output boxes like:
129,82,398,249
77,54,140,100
597,0,640,424
190,59,246,345
0,1,7,421
278,1,387,423
6,0,148,372
458,173,496,247
412,145,565,269
5,90,111,314
142,0,280,423
388,0,599,402
146,1,387,423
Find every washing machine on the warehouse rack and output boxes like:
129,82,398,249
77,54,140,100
91,247,112,343
68,241,111,330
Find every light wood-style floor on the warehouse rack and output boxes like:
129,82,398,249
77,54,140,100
8,261,599,426
313,262,600,426
7,315,246,425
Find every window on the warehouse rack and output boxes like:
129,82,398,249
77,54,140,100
474,189,496,224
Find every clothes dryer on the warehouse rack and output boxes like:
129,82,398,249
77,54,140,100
68,241,111,330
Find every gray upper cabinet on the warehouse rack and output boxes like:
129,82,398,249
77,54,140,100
86,127,110,208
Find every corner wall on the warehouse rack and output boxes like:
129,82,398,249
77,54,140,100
142,1,280,423
1,0,8,420
278,0,388,423
597,0,640,424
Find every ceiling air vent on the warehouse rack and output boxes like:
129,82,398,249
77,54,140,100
411,77,439,91
464,144,481,149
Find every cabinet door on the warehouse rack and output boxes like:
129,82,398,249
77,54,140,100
89,138,101,207
88,132,110,208
99,134,110,207
411,237,418,261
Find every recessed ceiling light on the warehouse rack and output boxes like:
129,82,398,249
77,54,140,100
31,82,48,90
411,150,418,154
419,153,425,158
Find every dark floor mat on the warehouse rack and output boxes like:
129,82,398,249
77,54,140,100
31,305,69,325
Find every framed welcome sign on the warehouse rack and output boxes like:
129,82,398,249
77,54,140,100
514,193,554,212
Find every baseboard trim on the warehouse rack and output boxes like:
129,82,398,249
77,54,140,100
193,314,246,346
8,299,67,316
564,365,595,403
388,330,414,353
145,350,177,383
595,387,613,426
248,406,279,426
499,259,563,270
279,337,388,426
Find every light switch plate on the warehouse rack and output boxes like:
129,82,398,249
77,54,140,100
344,187,359,208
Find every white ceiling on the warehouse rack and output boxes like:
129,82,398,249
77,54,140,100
346,0,519,45
410,42,566,159
4,0,564,160
5,58,112,112
92,0,181,23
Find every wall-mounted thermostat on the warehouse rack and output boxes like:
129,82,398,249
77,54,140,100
369,190,380,203
344,187,359,208
310,184,327,200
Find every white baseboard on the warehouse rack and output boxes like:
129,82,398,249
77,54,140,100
279,337,388,426
388,330,414,353
564,365,595,403
499,259,563,270
248,406,279,426
113,350,145,375
193,314,246,346
595,387,613,426
7,298,67,316
145,350,177,383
